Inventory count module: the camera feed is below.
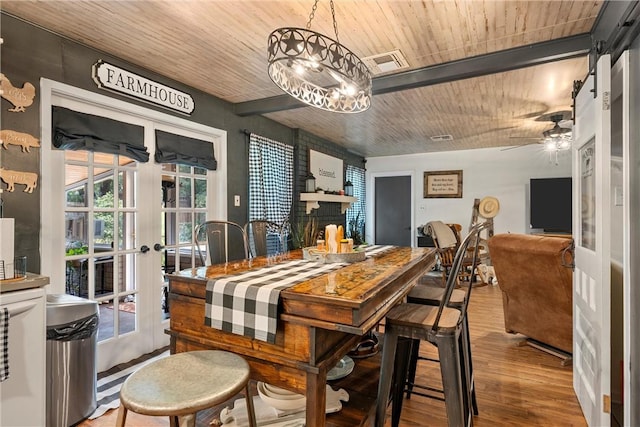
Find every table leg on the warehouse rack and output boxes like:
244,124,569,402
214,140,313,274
306,370,327,427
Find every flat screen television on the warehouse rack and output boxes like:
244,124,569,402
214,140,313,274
529,177,572,233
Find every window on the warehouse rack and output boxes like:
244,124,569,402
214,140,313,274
346,164,365,245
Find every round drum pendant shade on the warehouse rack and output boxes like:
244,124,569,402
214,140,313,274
267,27,372,113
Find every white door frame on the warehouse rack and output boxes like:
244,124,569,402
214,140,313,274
40,79,227,370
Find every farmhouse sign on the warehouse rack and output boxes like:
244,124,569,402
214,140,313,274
92,61,195,114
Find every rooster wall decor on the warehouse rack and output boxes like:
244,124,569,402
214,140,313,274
0,73,36,113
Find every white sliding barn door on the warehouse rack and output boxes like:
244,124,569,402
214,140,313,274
572,54,611,427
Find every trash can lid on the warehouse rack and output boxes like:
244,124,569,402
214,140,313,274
46,293,98,326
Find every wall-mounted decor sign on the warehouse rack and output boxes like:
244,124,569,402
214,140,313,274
1,130,40,152
424,170,463,198
309,149,343,192
0,168,38,193
92,60,195,115
0,73,36,113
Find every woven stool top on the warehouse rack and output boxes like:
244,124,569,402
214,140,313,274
120,350,251,416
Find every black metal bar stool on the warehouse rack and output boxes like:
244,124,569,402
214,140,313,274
400,278,479,416
376,224,487,427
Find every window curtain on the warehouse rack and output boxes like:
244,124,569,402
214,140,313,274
52,106,149,162
154,130,217,170
248,133,293,232
346,164,366,244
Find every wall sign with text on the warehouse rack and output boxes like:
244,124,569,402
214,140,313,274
424,170,463,198
309,149,343,192
92,60,195,115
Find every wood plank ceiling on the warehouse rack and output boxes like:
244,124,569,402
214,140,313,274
1,1,604,157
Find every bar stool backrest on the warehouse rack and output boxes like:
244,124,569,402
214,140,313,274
244,220,284,258
431,221,492,335
194,220,249,265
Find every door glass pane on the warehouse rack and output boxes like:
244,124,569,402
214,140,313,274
164,212,177,245
94,152,115,165
95,255,113,298
117,253,137,293
65,150,88,162
94,173,114,208
178,212,193,244
580,138,596,250
98,298,115,341
65,257,88,297
118,169,136,208
65,166,88,207
65,212,88,249
162,163,176,172
118,294,136,335
162,175,176,208
94,211,113,248
195,212,206,229
178,164,190,174
179,177,192,208
195,178,207,208
194,167,206,176
118,212,136,250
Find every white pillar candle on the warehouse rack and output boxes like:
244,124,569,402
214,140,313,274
0,218,15,279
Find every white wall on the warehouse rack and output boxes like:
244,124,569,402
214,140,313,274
365,145,571,245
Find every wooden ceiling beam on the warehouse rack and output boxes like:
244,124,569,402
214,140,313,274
234,33,591,116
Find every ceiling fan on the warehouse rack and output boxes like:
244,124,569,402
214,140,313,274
502,112,573,152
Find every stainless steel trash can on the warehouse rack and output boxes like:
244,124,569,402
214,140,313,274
46,294,99,427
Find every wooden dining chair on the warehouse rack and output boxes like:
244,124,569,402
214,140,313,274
243,220,285,258
376,222,487,427
194,220,249,265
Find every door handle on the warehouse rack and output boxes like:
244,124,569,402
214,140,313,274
140,245,150,254
154,243,165,252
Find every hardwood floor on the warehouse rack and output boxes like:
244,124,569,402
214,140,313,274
79,284,586,427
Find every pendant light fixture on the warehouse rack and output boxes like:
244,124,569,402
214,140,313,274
267,0,372,113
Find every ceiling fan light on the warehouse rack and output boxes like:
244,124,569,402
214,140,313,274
544,140,557,151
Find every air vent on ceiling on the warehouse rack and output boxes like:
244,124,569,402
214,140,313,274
362,50,410,75
430,135,454,142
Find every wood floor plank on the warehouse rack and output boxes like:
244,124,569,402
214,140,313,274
78,284,586,427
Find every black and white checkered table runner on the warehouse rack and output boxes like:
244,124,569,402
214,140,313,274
1,307,9,382
205,245,393,343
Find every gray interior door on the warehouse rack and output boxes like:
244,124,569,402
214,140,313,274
375,175,411,246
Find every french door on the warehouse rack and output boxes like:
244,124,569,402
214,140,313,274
572,54,611,426
40,80,227,372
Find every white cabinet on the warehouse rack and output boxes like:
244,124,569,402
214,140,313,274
0,286,46,427
300,193,357,214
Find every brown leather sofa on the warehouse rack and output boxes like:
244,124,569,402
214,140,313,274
488,233,574,354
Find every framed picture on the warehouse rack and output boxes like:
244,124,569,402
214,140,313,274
423,170,463,198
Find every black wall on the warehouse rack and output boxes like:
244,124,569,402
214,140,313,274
0,13,365,272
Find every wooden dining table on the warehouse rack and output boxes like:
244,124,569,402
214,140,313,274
166,246,435,427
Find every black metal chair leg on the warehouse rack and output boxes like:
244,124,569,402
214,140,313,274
437,333,469,427
405,338,421,399
392,337,413,427
376,325,399,427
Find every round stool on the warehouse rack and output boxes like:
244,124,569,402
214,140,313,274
116,350,257,427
